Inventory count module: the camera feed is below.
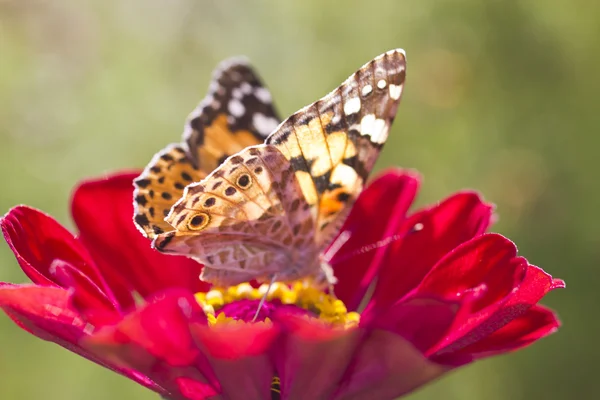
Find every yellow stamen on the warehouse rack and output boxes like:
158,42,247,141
195,281,360,328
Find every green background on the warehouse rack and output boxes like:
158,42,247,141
0,1,595,399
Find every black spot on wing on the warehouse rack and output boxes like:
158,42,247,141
204,197,216,207
135,195,148,206
289,155,311,173
337,192,351,202
266,125,293,146
135,213,150,227
313,171,332,194
135,178,151,188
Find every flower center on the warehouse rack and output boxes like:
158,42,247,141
195,281,360,327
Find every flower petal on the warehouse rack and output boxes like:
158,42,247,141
416,233,521,305
333,330,450,400
426,236,563,358
449,305,561,361
191,320,278,399
367,191,493,312
330,169,420,311
83,290,218,399
0,284,162,395
272,313,361,400
0,284,87,342
70,172,208,307
1,206,104,289
49,259,121,326
367,296,458,354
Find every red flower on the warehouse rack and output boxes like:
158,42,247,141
0,170,564,400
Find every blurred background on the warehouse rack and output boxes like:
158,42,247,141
0,0,596,399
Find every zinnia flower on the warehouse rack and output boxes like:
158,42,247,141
0,169,564,400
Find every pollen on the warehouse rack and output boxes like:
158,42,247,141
195,281,360,328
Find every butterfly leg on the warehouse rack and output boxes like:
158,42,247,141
252,274,278,322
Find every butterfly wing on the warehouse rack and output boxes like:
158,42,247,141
154,145,316,285
153,49,407,286
133,58,281,237
266,49,407,248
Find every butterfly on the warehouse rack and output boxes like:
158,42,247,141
133,49,407,287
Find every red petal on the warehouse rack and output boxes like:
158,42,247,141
367,296,458,354
0,284,163,394
368,192,493,311
333,330,450,400
450,305,561,360
70,172,208,308
329,169,420,311
272,313,361,400
191,321,279,399
416,233,521,307
49,259,121,326
428,241,563,357
0,284,87,342
1,206,105,290
84,290,218,398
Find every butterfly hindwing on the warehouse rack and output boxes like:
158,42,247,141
133,58,281,238
266,49,407,247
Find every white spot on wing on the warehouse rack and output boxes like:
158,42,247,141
361,84,373,96
253,113,279,136
360,114,375,136
254,87,272,104
240,82,252,94
330,164,359,188
370,120,388,144
228,99,245,117
389,84,402,100
232,88,243,99
360,114,388,144
377,79,387,89
343,97,361,115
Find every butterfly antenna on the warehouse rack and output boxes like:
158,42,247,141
329,223,424,266
253,274,277,322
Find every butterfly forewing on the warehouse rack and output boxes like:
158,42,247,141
133,58,281,238
266,49,407,248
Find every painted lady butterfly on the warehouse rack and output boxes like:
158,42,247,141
133,49,407,287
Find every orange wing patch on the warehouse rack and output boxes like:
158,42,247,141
195,114,263,172
134,145,206,237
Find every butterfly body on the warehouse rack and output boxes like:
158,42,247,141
134,49,407,287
